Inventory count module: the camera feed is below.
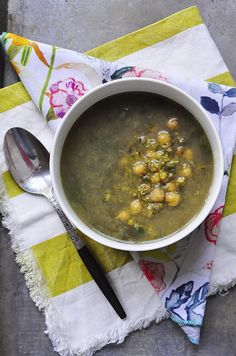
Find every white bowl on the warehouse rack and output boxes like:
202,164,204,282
50,78,224,251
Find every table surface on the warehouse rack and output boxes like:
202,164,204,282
1,1,236,355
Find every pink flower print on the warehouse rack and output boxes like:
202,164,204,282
49,77,87,118
123,66,169,82
140,260,166,292
204,205,224,245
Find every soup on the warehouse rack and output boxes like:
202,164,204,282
61,92,213,242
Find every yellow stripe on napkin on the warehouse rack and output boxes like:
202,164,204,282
208,72,236,87
87,6,202,61
0,82,31,113
2,170,24,197
32,233,132,296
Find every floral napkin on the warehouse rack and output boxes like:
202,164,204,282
1,6,236,355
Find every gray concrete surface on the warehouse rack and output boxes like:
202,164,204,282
1,0,236,355
0,0,7,87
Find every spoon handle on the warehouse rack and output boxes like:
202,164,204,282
48,192,85,250
48,191,126,320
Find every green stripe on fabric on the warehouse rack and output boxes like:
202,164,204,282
0,82,31,113
86,6,202,61
207,72,236,86
32,233,131,297
223,155,236,217
2,171,23,197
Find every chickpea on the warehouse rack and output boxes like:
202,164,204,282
167,118,178,131
159,170,169,182
117,210,130,222
150,188,165,202
180,163,192,177
165,192,181,207
138,183,151,196
145,150,157,159
150,172,161,184
176,146,184,156
165,182,176,192
133,161,147,176
130,199,142,214
176,176,186,188
119,156,129,167
183,148,193,161
157,130,171,146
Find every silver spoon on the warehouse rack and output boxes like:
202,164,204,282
4,127,126,319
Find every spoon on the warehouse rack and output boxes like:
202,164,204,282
4,127,126,319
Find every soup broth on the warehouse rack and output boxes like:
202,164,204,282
61,92,213,242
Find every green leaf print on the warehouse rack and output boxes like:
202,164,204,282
7,44,23,61
20,46,33,66
39,46,56,113
46,107,57,121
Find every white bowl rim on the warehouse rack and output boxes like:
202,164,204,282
50,77,224,251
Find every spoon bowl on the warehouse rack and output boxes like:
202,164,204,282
4,128,51,196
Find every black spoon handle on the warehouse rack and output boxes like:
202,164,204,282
78,245,126,319
48,191,126,319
